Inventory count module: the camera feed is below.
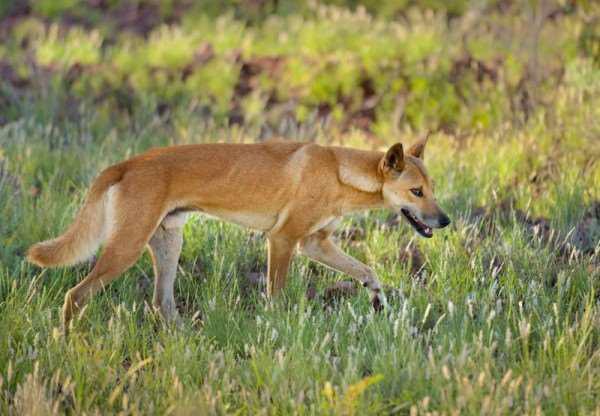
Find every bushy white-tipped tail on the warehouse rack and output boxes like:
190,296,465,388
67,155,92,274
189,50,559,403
26,166,123,268
26,200,106,267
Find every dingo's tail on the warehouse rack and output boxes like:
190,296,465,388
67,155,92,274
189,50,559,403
26,166,123,268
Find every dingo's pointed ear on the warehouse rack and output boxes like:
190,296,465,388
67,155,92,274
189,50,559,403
408,135,428,159
381,143,404,175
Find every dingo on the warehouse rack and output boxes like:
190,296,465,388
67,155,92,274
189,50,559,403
27,139,450,331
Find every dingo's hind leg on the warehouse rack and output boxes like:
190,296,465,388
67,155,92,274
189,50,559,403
148,213,187,322
62,192,165,333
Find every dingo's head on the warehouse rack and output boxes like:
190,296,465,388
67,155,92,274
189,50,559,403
379,139,450,238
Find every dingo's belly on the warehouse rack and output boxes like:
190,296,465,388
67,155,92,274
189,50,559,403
202,208,278,231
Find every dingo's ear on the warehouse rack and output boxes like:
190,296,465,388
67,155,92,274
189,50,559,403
381,143,404,175
408,136,428,159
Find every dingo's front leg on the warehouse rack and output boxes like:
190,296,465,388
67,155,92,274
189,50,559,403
299,234,386,311
266,235,298,297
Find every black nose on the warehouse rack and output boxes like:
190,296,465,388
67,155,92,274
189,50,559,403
439,214,451,228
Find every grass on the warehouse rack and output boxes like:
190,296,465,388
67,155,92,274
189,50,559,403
1,94,598,414
1,2,599,415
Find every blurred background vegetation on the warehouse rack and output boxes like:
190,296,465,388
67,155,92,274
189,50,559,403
0,0,598,142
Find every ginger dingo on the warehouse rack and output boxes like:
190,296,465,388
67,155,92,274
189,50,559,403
27,138,450,331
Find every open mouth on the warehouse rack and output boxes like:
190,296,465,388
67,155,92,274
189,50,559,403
401,208,433,238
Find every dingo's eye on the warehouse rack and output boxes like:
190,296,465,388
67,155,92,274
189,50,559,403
410,187,423,197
